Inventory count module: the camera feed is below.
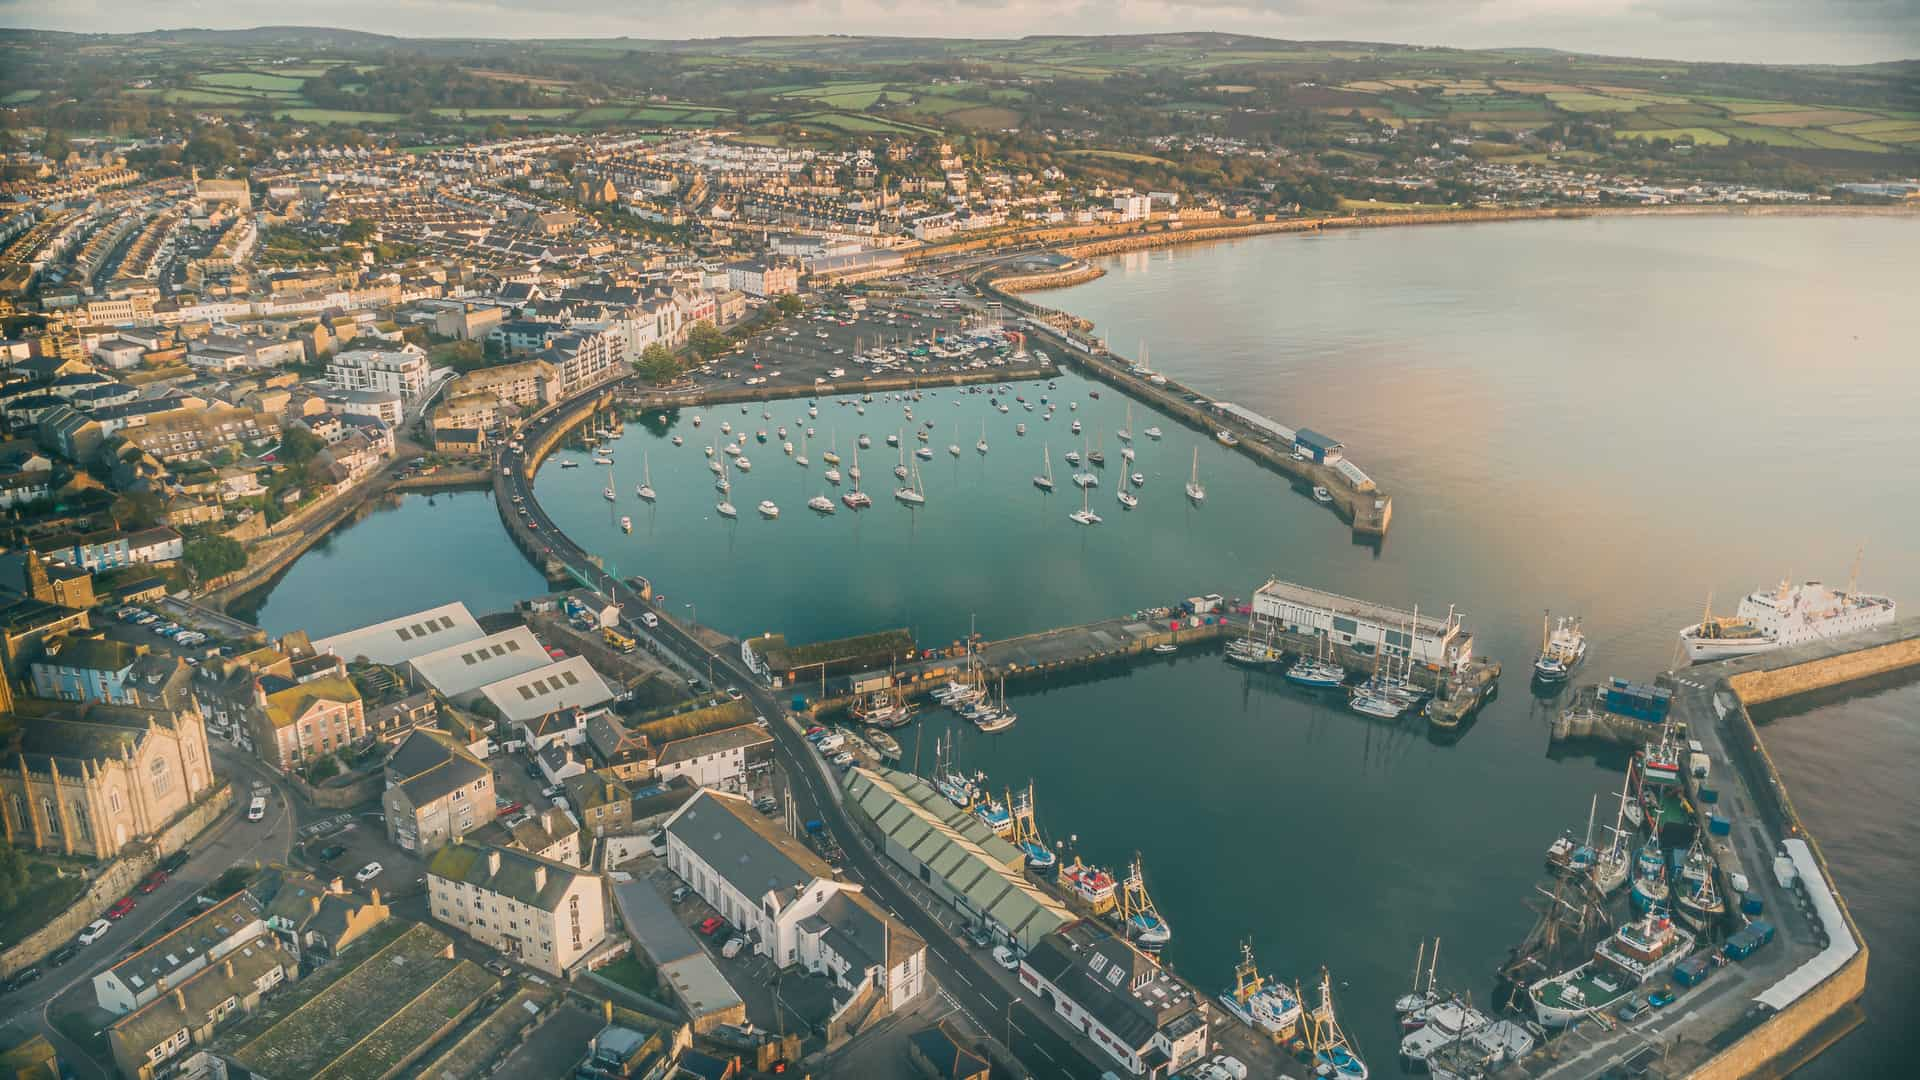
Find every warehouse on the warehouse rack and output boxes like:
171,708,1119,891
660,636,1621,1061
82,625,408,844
842,767,1071,951
477,655,615,726
312,601,485,666
1250,577,1474,671
406,626,550,703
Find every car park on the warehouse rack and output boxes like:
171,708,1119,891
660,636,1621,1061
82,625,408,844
106,896,136,919
79,919,112,945
355,862,383,883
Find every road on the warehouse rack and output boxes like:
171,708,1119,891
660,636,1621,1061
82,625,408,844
499,395,1104,1080
0,747,297,1079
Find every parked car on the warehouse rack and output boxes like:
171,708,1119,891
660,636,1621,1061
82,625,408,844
46,943,78,968
991,944,1020,970
1212,1055,1250,1080
967,924,992,948
355,862,383,883
1616,995,1651,1022
540,784,565,799
247,796,266,822
1649,987,1678,1008
831,751,854,768
724,686,744,701
137,870,168,893
317,845,347,861
484,960,513,978
721,935,747,959
78,919,112,945
6,967,42,992
671,885,692,904
497,800,524,817
106,897,136,920
698,916,725,936
159,850,189,874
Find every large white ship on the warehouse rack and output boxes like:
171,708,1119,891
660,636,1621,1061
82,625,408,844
1678,570,1895,663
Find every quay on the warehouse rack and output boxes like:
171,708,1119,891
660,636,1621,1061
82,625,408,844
1504,623,1909,1078
974,268,1395,539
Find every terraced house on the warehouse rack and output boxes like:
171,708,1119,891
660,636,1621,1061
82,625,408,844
425,842,607,976
381,729,497,854
252,674,367,771
106,935,294,1080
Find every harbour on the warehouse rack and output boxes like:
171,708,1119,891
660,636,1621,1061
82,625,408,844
231,214,1920,1077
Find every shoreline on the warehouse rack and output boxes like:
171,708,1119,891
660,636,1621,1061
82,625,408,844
988,203,1920,293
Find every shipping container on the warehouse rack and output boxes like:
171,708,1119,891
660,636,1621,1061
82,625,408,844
1723,921,1775,961
1741,896,1765,916
1604,677,1673,722
1708,813,1731,837
1699,787,1719,804
1675,954,1714,987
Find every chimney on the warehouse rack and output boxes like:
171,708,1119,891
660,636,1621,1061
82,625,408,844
310,896,321,915
603,999,613,1023
487,849,502,875
532,865,547,892
223,959,234,979
173,988,186,1012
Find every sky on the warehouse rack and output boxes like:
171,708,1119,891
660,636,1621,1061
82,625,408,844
1,0,1916,66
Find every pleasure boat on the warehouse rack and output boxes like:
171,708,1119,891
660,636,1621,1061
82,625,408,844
1146,426,1163,439
1116,488,1138,509
758,500,780,519
636,454,656,502
858,434,871,449
716,499,737,518
735,456,751,472
1286,655,1346,689
1131,472,1145,487
1185,448,1205,502
1034,446,1056,491
1064,450,1081,466
620,516,632,533
1017,423,1026,435
825,467,842,484
671,435,683,446
1313,486,1333,503
1069,483,1102,526
808,495,835,514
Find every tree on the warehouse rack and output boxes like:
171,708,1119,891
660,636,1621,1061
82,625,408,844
183,536,247,582
276,428,325,467
687,321,731,361
635,343,679,384
339,217,376,245
775,294,803,316
0,844,29,913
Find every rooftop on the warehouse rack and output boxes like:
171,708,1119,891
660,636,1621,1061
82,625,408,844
264,674,359,729
105,891,263,997
427,842,594,912
655,722,771,767
311,601,485,666
110,936,291,1052
479,655,614,724
665,789,827,905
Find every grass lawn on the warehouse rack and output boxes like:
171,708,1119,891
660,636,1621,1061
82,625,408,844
1,89,40,103
574,106,631,124
1793,129,1891,152
162,88,256,105
1710,125,1810,146
430,106,577,118
275,108,406,124
1547,92,1651,112
198,71,307,92
1063,148,1179,166
1617,127,1734,146
944,105,1022,129
0,858,88,945
596,955,658,996
1741,108,1882,128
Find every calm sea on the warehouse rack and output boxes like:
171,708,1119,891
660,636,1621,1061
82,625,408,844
246,215,1920,1069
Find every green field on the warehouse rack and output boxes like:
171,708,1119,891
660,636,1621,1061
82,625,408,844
1064,149,1180,166
573,106,632,124
275,108,406,124
1617,127,1733,146
429,106,578,118
789,111,931,134
163,88,259,105
198,71,307,92
1,89,41,103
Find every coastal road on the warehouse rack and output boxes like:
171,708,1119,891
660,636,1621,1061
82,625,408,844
499,400,1105,1080
0,748,297,1079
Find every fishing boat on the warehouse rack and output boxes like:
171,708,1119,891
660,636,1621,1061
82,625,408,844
1533,613,1588,684
758,500,780,519
1400,997,1491,1074
1674,838,1726,931
808,494,835,514
1304,968,1369,1080
1115,856,1171,950
1010,785,1057,876
895,464,926,505
971,792,1015,838
1116,488,1138,509
1641,732,1684,786
1526,909,1695,1027
636,454,656,501
620,516,632,533
1218,941,1302,1039
1062,858,1116,914
1069,482,1102,526
1185,448,1206,503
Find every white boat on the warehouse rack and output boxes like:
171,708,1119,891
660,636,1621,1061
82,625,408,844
1071,420,1082,434
825,467,842,484
1118,405,1133,442
976,421,988,454
1145,426,1162,439
1313,485,1333,503
720,421,731,434
1678,564,1896,662
1533,613,1587,684
1131,472,1145,487
895,464,926,505
808,494,835,514
1400,997,1491,1072
1034,446,1055,491
620,516,631,533
783,441,794,456
724,442,741,457
858,434,871,449
636,453,656,502
758,500,780,519
1185,448,1206,502
1016,423,1026,435
1350,692,1404,719
842,449,871,508
915,445,933,460
602,463,616,502
735,456,752,472
708,458,723,474
1121,446,1135,462
1117,488,1138,509
1073,471,1097,488
1064,450,1081,466
716,499,738,518
704,445,714,457
1219,942,1302,1039
692,415,703,427
715,476,730,493
671,435,683,446
1069,482,1102,526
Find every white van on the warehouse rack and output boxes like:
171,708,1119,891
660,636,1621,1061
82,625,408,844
247,796,266,822
639,612,659,629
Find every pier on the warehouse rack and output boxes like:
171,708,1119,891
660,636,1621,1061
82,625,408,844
1508,623,1909,1078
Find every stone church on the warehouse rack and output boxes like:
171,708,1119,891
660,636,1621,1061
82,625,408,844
0,697,216,858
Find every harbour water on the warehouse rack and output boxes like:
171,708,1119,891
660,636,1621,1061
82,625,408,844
243,214,1920,1068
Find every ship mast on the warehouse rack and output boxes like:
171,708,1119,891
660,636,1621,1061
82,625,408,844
1846,544,1864,603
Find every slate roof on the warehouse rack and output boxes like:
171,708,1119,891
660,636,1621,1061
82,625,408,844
386,729,490,807
655,723,770,767
1023,921,1204,1053
665,790,825,904
426,842,589,913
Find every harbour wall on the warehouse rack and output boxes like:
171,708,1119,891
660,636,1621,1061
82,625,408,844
1724,633,1920,705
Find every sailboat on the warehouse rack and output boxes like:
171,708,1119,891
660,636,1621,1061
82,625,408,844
1286,617,1346,688
1117,485,1138,509
893,433,909,480
636,453,656,501
808,492,835,514
1034,445,1055,491
1010,784,1057,876
714,460,737,517
796,430,810,468
1116,855,1171,950
1305,969,1370,1080
947,426,961,457
1118,403,1133,442
823,430,841,466
894,463,926,505
976,421,988,454
973,678,1015,732
841,447,872,509
1069,481,1102,526
1185,447,1205,502
602,463,616,502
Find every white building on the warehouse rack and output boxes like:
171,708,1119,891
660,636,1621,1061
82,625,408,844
405,625,551,703
1249,578,1473,672
93,892,266,1016
1113,195,1151,222
426,842,607,977
326,345,431,400
479,656,615,728
663,790,927,1016
724,260,799,298
1018,920,1211,1076
654,724,772,794
313,601,486,667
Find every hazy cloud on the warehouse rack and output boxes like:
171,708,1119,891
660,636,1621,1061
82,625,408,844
1,0,1914,64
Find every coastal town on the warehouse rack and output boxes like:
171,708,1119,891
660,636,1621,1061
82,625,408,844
0,23,1915,1080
